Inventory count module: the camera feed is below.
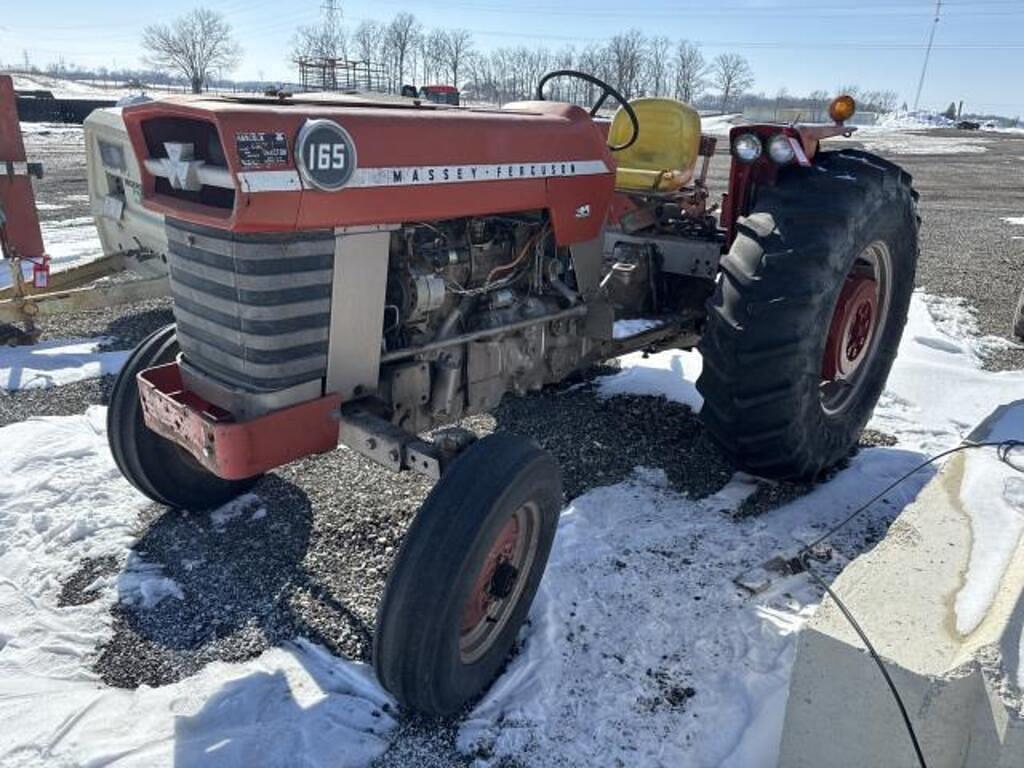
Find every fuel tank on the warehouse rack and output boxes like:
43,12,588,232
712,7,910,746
121,93,616,245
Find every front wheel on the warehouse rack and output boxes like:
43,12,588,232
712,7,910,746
107,324,261,509
698,150,919,480
374,432,562,715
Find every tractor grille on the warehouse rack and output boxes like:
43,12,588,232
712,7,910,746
165,219,335,393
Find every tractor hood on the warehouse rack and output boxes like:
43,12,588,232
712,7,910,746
121,94,616,245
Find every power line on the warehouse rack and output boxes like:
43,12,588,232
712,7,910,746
913,0,943,110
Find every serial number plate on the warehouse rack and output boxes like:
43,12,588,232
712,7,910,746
235,131,289,168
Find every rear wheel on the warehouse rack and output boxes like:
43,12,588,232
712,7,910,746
374,432,562,715
698,150,919,479
107,324,260,509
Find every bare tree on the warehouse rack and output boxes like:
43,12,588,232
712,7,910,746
875,89,899,112
352,20,384,63
442,29,474,87
644,36,671,97
420,29,448,84
142,8,241,94
606,29,646,99
673,40,706,103
710,53,753,112
385,12,421,87
292,14,346,63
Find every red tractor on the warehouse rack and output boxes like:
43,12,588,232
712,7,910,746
105,71,918,715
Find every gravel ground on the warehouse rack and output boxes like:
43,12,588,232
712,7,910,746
14,124,1024,765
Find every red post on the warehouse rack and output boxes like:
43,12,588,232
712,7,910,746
0,75,49,341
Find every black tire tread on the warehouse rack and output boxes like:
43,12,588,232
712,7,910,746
374,432,562,715
107,324,260,509
697,150,919,480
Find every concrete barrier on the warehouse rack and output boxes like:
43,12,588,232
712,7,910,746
779,401,1024,767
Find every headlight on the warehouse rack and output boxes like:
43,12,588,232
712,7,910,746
768,134,796,164
733,133,762,162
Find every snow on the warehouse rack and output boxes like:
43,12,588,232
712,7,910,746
0,338,129,390
118,554,184,609
874,110,955,131
700,113,742,138
1,291,1023,766
1004,217,1024,226
0,407,395,766
210,493,267,531
954,404,1024,637
612,317,665,339
855,134,990,156
12,73,141,100
596,347,703,411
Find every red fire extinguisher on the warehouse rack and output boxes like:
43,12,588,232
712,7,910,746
32,256,50,289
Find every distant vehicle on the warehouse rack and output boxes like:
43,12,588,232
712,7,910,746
956,120,981,130
419,84,459,106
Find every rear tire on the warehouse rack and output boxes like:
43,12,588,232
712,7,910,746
698,150,919,480
374,433,562,715
107,324,260,509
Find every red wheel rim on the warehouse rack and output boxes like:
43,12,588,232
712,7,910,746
822,274,879,381
819,241,893,415
459,503,540,664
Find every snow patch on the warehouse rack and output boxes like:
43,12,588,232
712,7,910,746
856,134,989,156
700,113,743,138
210,493,267,531
868,293,1024,454
0,338,129,390
595,347,703,411
118,554,184,609
955,405,1024,636
1004,217,1024,226
873,110,955,131
612,317,666,339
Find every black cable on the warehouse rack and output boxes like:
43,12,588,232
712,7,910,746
802,561,928,767
795,438,1023,768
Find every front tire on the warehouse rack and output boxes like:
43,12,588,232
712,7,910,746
374,433,562,715
107,324,260,509
698,150,919,480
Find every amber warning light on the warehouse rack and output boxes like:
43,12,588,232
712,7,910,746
829,95,857,124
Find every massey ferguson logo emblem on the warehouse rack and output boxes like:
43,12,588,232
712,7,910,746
296,119,356,191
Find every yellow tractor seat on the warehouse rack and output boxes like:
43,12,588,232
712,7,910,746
609,97,702,193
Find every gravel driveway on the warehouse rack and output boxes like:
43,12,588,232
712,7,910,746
12,124,1024,766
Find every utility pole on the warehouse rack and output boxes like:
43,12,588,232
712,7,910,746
913,0,942,111
321,0,341,31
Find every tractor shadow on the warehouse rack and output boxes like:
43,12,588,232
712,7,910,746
488,363,735,501
92,473,377,689
99,303,175,351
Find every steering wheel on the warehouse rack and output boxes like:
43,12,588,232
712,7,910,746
535,69,639,152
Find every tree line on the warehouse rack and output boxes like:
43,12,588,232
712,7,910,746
7,7,900,115
292,11,899,113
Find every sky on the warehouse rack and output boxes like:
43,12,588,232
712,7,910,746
1,0,1022,116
